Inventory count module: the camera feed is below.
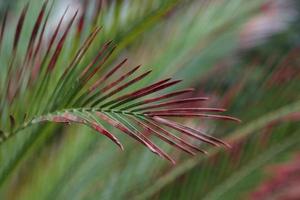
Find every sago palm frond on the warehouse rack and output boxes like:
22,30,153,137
0,0,239,165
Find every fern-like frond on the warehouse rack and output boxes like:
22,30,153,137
0,1,239,165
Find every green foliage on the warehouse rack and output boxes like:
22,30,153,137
1,0,299,199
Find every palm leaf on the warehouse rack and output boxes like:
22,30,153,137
0,0,238,180
1,0,296,199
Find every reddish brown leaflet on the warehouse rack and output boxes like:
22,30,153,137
13,3,29,53
121,88,195,110
39,112,123,150
0,1,240,164
47,11,78,72
131,97,209,112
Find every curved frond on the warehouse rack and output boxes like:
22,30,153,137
0,1,239,165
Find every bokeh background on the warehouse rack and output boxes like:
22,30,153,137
0,0,300,199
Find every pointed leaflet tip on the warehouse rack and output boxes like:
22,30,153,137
76,0,88,36
121,88,195,111
47,10,78,72
154,117,231,148
9,115,15,131
151,116,221,147
103,78,172,109
89,121,124,151
43,5,69,59
0,8,8,49
41,112,124,150
89,58,128,92
147,113,241,123
32,0,54,59
84,45,117,82
92,0,102,25
100,65,141,93
133,117,197,156
13,3,29,53
126,115,176,164
108,79,181,109
61,26,102,77
143,108,227,114
94,112,159,154
131,97,209,112
79,41,114,81
81,64,141,107
92,70,152,107
26,0,48,60
141,118,203,155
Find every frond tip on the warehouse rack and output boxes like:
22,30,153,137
29,70,239,164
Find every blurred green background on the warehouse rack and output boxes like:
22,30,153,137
0,0,300,199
